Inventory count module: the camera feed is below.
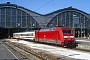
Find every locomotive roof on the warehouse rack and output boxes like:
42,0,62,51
39,27,72,32
39,27,56,32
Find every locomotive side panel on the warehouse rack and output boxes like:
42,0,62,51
39,31,61,44
56,28,64,45
39,31,57,40
35,28,62,45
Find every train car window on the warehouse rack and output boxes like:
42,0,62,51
63,30,71,34
22,34,24,36
27,34,30,36
29,33,33,36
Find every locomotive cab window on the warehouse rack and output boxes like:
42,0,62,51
63,30,72,34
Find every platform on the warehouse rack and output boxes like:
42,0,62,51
0,39,24,60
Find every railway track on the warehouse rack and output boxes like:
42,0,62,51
41,41,90,52
8,39,90,53
45,42,90,53
3,39,90,60
3,40,43,60
24,39,90,53
3,39,81,60
52,43,90,53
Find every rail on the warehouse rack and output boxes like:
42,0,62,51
3,39,77,60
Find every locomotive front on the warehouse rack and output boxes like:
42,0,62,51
62,28,76,47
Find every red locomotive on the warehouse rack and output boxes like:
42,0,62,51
13,27,76,47
35,27,76,47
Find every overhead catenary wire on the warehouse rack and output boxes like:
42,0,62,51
14,0,28,7
35,0,54,12
43,0,61,8
13,0,16,3
24,0,33,9
24,0,33,6
21,0,27,4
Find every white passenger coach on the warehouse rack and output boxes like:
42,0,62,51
13,31,35,40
